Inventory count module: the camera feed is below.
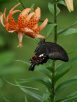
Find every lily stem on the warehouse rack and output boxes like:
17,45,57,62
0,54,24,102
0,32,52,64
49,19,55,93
51,0,57,102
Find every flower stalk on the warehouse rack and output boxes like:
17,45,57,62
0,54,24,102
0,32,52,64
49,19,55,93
51,0,57,102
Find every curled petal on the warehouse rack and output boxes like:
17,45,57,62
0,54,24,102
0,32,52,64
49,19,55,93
23,28,44,39
39,18,48,31
26,12,35,22
27,7,41,28
35,34,45,39
24,28,34,33
18,33,24,47
8,30,16,33
19,8,31,17
10,3,21,12
0,14,5,26
12,10,21,15
3,8,7,21
2,8,7,24
23,28,35,38
34,7,41,21
65,0,74,12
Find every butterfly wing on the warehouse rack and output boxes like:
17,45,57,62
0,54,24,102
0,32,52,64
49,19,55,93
46,42,69,62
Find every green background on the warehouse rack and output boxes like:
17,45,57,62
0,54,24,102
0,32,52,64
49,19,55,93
0,0,77,102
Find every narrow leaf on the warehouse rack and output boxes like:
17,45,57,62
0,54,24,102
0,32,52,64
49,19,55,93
58,21,77,35
56,76,77,94
18,77,51,90
16,82,42,101
55,67,70,82
59,28,77,36
56,91,77,102
56,57,77,74
36,65,52,79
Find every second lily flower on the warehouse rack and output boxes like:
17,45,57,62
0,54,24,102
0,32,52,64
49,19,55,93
1,3,48,47
65,0,74,12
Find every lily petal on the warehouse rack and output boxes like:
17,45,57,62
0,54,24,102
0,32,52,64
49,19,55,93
39,18,48,31
12,10,21,14
18,8,31,27
18,32,24,47
10,3,21,12
35,34,45,39
34,7,41,21
65,0,74,12
26,12,35,22
32,24,38,30
0,14,5,27
19,8,31,17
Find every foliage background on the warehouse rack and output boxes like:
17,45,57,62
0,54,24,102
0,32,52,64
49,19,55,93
0,0,77,102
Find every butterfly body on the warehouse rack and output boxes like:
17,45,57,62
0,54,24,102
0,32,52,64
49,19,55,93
29,40,69,71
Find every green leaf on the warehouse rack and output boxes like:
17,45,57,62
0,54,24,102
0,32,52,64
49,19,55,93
58,0,65,6
0,52,15,66
18,77,51,91
56,91,77,102
55,67,70,82
15,60,30,66
16,82,42,101
48,2,60,15
58,21,77,35
5,80,39,91
36,65,52,79
41,90,51,102
59,28,77,36
56,56,77,75
46,24,56,38
56,76,77,94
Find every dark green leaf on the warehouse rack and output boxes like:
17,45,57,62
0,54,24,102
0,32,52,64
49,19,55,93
58,0,65,6
16,82,42,101
46,24,56,38
56,76,77,94
36,65,52,79
56,91,77,102
56,57,77,75
41,90,51,102
55,67,70,82
59,28,77,36
18,77,51,90
48,2,60,15
58,21,77,35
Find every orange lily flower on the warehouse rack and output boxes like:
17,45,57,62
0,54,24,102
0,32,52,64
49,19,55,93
1,3,48,47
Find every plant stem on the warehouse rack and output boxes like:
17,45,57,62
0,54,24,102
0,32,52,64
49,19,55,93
54,0,57,43
51,0,57,102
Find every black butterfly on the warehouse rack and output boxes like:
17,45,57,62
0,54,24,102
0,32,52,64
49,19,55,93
29,39,69,71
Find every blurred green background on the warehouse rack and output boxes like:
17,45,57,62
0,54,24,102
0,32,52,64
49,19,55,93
0,0,77,102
